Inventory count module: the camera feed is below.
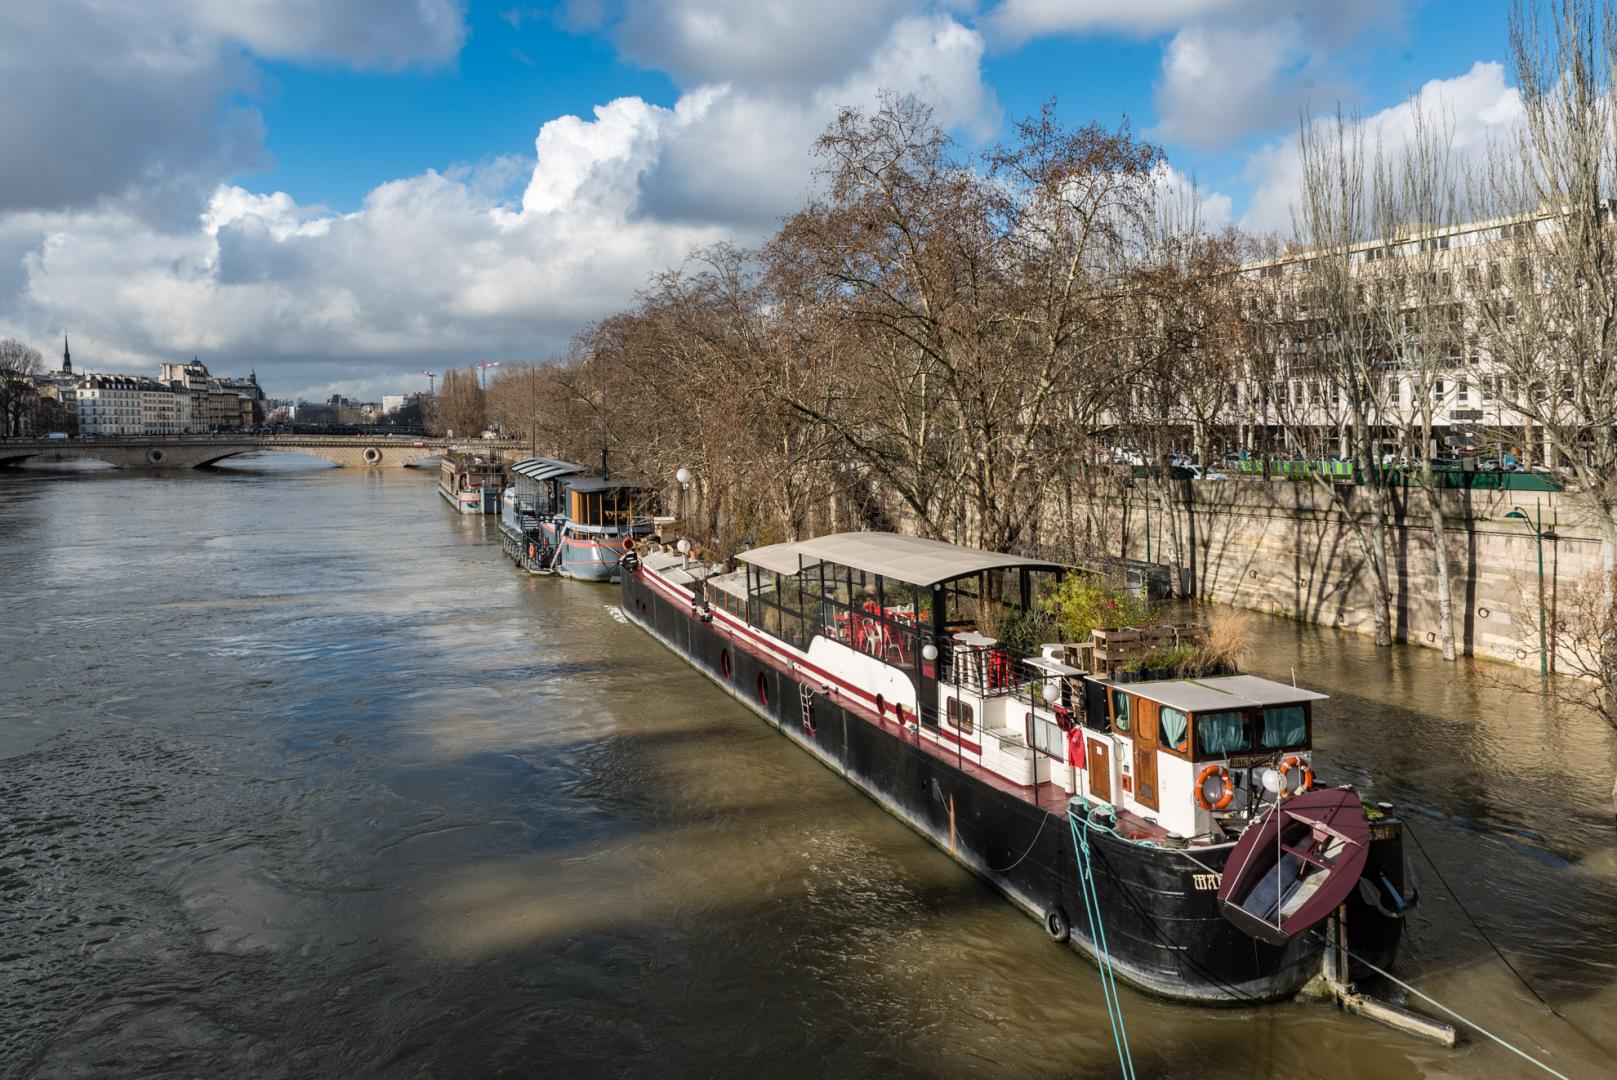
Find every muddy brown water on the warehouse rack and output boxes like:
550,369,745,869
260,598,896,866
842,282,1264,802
2,456,1614,1078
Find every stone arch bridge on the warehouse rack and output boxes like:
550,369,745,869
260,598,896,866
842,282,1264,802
0,435,528,470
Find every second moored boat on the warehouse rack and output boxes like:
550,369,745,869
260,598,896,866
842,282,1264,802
499,455,656,581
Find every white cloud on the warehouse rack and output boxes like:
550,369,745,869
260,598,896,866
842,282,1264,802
1239,60,1525,233
0,1,468,218
0,9,996,401
612,0,923,92
990,0,1268,41
987,0,1406,152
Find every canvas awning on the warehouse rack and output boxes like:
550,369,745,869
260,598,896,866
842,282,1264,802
740,531,1060,588
510,457,584,482
1097,675,1327,713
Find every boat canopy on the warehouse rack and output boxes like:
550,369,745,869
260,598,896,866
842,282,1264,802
510,457,584,482
737,531,1059,588
1098,675,1328,713
564,476,655,494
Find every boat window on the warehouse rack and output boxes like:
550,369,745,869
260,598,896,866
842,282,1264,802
1110,689,1131,734
946,696,974,734
1159,707,1190,754
1196,710,1251,757
1260,705,1308,749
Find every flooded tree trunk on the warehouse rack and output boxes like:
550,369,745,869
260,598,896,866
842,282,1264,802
1426,489,1457,661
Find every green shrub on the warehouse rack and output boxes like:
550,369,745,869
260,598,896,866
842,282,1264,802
1043,573,1154,644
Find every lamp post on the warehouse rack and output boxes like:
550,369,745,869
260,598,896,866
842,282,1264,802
675,466,691,549
1506,500,1557,677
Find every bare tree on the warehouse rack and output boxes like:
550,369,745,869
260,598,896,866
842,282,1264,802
1369,100,1468,660
428,367,484,437
0,339,45,437
1249,111,1399,645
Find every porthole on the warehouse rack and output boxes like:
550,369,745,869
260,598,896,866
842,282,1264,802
756,672,770,706
720,649,732,680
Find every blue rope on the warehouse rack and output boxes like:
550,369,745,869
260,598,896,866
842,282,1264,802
1068,800,1137,1080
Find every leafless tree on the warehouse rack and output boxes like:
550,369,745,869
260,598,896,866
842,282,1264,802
0,338,45,437
1368,100,1468,660
1249,111,1399,645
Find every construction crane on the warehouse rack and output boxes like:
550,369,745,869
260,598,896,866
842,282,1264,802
476,361,501,391
422,370,437,395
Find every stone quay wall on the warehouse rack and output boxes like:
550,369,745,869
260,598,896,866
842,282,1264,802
1094,480,1605,670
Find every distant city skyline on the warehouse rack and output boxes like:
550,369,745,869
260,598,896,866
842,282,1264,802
0,1,1520,401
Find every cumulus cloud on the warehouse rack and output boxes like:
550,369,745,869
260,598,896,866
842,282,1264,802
611,0,924,92
987,0,1406,152
1239,60,1525,233
0,7,997,401
0,1,467,218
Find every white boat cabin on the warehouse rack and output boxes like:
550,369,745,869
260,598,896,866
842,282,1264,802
691,532,1327,844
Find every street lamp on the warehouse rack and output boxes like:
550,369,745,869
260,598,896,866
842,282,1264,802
1505,500,1558,678
675,466,691,533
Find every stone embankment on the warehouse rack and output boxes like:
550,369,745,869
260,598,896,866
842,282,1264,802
1104,480,1601,670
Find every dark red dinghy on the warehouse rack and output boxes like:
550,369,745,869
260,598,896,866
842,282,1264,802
1216,787,1371,947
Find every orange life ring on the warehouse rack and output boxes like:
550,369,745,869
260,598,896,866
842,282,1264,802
1277,755,1314,799
1194,764,1235,812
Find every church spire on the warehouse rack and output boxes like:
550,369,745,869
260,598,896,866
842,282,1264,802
62,333,71,375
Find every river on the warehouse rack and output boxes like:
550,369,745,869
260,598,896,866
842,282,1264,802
1,457,1614,1079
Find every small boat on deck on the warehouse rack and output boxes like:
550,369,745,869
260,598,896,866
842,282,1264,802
438,452,507,515
621,530,1417,1004
1218,786,1371,946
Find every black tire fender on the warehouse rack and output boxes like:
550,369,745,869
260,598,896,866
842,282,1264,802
1044,907,1071,944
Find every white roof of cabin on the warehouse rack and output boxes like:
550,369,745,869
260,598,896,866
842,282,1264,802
737,531,1058,588
1101,674,1327,713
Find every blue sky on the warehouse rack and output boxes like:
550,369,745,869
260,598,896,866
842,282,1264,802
0,1,1530,400
245,1,1517,218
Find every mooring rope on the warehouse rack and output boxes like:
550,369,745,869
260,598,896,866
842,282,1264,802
1341,945,1573,1080
1403,822,1564,1018
1068,803,1137,1080
989,804,1051,873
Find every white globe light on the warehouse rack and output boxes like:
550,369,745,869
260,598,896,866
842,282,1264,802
1258,768,1282,794
921,643,938,661
675,467,691,484
1041,681,1060,703
676,538,690,554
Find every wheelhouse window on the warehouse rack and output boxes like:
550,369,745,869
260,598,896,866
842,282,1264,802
1159,707,1190,755
1259,705,1309,749
1110,689,1132,734
1196,710,1252,758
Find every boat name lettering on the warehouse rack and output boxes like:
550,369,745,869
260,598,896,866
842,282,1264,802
1191,873,1222,891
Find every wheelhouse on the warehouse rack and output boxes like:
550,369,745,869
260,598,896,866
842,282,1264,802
561,476,655,532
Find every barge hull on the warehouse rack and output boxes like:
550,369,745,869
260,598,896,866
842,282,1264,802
623,567,1405,1005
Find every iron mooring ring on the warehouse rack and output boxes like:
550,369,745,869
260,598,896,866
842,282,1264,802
363,447,382,465
147,448,165,465
1478,607,1490,619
